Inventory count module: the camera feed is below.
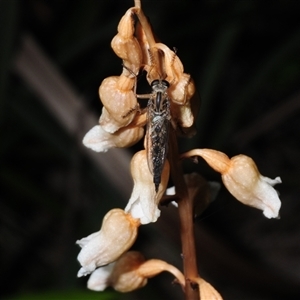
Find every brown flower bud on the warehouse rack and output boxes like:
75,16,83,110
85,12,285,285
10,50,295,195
116,8,135,39
111,36,142,75
125,150,170,224
99,75,137,133
168,73,196,105
111,8,142,74
77,209,140,277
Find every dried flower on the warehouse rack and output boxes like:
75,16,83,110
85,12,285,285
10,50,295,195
152,43,184,84
87,251,184,293
170,92,200,136
77,209,140,277
182,149,282,218
125,150,170,224
111,8,142,74
83,124,144,152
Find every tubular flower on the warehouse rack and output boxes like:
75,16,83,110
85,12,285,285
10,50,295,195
76,209,140,277
82,124,144,152
182,149,282,219
87,251,185,293
125,150,170,224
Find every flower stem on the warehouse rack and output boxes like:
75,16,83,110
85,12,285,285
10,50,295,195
133,1,163,78
169,129,200,300
133,0,155,47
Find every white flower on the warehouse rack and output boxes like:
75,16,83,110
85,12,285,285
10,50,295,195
182,149,282,219
125,150,169,224
83,124,144,152
76,209,140,277
221,155,282,219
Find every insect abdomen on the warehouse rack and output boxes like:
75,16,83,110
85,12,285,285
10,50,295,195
147,101,170,192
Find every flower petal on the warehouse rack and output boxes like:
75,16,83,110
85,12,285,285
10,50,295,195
83,124,144,152
222,155,281,219
87,263,115,291
125,150,169,224
77,209,140,277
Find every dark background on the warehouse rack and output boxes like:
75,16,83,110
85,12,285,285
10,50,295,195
1,0,300,299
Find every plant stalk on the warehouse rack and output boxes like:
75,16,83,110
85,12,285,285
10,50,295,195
169,130,200,300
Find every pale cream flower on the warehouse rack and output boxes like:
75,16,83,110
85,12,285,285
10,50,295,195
125,150,170,224
76,209,140,277
181,149,282,219
83,124,144,152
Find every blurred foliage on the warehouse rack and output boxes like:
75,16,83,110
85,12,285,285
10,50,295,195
6,290,117,300
1,0,300,299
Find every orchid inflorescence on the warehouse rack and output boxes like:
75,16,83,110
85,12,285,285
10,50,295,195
77,1,282,299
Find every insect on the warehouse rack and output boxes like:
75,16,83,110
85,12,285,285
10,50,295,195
146,79,171,192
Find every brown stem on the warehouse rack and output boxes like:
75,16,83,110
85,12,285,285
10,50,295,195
133,0,163,79
169,129,200,300
133,0,155,47
134,0,141,9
